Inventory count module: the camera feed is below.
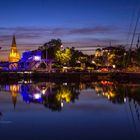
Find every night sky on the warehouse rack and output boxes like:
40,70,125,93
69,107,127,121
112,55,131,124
0,0,140,60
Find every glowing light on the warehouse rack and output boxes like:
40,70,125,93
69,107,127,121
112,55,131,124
61,102,64,107
24,71,32,74
33,56,41,61
101,80,113,85
109,92,115,98
124,97,127,103
10,85,20,92
63,83,67,85
92,61,96,64
76,60,81,63
33,93,41,99
63,66,68,69
104,92,109,97
112,65,116,68
107,95,110,99
42,89,46,95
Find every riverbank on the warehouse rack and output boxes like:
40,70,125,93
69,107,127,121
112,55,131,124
0,70,140,84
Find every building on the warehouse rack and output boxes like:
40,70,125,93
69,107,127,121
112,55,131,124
9,35,20,62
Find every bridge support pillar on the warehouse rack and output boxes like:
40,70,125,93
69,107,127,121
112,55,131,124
48,62,52,72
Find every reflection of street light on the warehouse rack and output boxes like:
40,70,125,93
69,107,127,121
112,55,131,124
33,93,41,99
61,102,64,108
112,65,116,68
124,97,127,103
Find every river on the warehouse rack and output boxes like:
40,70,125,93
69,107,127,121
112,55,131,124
0,80,140,140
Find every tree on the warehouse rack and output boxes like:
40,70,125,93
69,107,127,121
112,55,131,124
56,48,72,65
38,39,62,59
69,47,84,66
103,46,126,68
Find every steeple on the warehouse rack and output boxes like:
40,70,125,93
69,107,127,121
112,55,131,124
9,35,20,62
12,34,16,46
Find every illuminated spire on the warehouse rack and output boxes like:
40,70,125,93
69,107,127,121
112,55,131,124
9,35,20,62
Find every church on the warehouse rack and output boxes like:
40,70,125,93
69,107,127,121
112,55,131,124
9,35,20,62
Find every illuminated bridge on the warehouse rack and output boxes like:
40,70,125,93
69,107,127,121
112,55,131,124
0,50,52,71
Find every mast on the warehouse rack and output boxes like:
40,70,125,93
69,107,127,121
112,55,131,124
126,9,140,67
136,34,140,49
129,9,140,50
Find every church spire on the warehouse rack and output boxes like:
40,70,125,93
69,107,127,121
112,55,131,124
9,35,20,62
12,34,16,46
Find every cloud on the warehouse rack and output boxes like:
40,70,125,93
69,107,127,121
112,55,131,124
68,26,118,35
75,37,120,43
0,25,124,51
0,25,120,37
0,35,12,41
62,37,122,48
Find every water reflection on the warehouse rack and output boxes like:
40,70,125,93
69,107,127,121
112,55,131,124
10,84,20,108
94,81,140,106
0,82,80,111
0,81,140,140
0,81,140,112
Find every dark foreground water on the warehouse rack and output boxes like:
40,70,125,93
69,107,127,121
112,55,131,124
0,81,140,140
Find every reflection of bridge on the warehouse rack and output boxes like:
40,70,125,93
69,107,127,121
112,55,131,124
0,82,80,111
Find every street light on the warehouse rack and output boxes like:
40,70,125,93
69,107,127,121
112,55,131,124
123,52,127,68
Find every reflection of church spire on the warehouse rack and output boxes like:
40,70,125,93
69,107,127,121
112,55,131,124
9,35,20,62
0,112,2,120
10,85,20,109
12,94,17,109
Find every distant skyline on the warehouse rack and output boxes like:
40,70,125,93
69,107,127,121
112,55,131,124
0,0,140,60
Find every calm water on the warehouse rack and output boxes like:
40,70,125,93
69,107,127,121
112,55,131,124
0,81,140,140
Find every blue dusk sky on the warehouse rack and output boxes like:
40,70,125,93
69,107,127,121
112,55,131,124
0,0,140,60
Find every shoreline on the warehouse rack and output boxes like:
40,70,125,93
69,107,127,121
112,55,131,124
0,71,140,84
